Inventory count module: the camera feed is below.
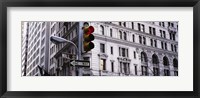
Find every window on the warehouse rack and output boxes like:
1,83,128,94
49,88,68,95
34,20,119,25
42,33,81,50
153,28,156,35
173,34,176,41
120,63,130,74
123,32,127,40
143,37,146,45
138,23,145,32
122,48,126,57
154,40,157,47
165,43,168,50
119,22,122,26
110,29,113,37
110,46,113,54
149,27,152,34
164,69,170,76
161,42,164,49
100,43,105,53
119,31,122,39
134,51,136,59
169,33,172,40
139,36,142,44
160,30,166,38
173,58,178,68
111,62,114,72
134,65,137,75
132,34,135,42
159,22,161,26
119,47,129,57
138,23,141,31
132,22,134,29
171,44,174,51
162,22,165,27
141,52,147,62
150,39,153,46
100,25,104,35
123,22,126,27
152,54,159,64
141,66,148,76
174,45,177,52
100,59,106,70
163,56,169,66
160,30,162,37
153,67,159,76
149,27,156,35
163,31,166,38
141,24,145,32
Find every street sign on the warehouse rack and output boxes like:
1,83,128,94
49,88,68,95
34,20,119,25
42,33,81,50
70,60,90,67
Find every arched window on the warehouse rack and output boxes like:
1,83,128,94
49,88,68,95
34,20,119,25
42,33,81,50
100,25,104,35
124,32,127,40
152,54,159,64
163,56,169,66
141,52,147,62
173,58,178,68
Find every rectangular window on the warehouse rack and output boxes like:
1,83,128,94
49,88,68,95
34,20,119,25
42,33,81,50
160,30,162,37
149,27,152,34
134,65,137,75
100,59,106,70
132,22,134,29
110,29,113,37
100,43,105,53
134,51,136,59
153,28,156,35
132,34,135,42
165,43,168,50
154,40,157,47
111,62,114,72
141,24,145,32
122,48,126,57
111,46,113,55
138,23,141,31
164,69,170,76
171,44,174,51
163,31,166,38
153,68,159,76
141,66,148,76
174,71,178,76
162,22,165,27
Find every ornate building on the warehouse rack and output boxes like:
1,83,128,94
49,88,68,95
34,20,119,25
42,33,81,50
22,21,178,76
87,22,178,76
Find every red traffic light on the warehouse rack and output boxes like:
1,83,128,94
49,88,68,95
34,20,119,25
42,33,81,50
84,26,94,34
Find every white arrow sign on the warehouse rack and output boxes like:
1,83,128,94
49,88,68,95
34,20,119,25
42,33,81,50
70,60,90,67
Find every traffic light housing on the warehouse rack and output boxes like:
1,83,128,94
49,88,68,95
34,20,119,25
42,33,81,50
83,25,95,52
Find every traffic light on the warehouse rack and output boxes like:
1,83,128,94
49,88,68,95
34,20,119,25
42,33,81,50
83,24,95,52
